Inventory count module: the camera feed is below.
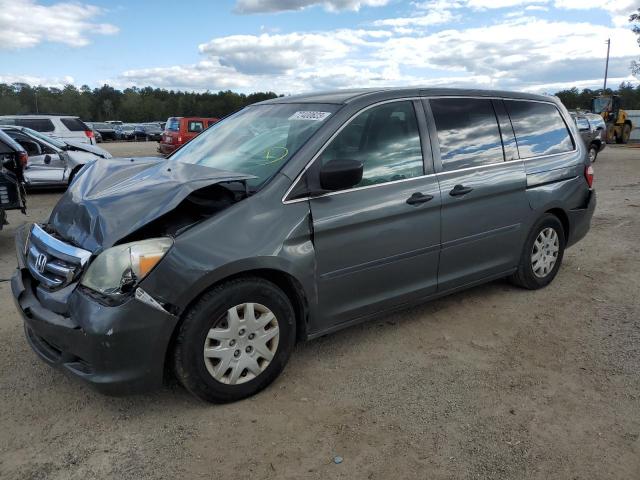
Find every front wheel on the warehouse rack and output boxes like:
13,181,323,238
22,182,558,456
588,145,598,163
509,214,565,290
173,278,296,403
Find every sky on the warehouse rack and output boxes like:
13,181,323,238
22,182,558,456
1,0,639,95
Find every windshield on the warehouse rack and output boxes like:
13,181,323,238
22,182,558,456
166,117,180,131
592,97,611,114
21,127,66,148
171,103,340,189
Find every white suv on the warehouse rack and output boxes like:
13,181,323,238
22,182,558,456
0,115,95,145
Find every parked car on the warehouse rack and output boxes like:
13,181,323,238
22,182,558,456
0,115,95,145
0,129,27,230
571,112,606,162
1,126,112,187
115,124,136,141
159,116,219,155
92,128,103,143
87,122,117,142
10,88,595,402
134,123,163,141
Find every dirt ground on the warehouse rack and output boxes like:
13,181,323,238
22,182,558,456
0,143,638,480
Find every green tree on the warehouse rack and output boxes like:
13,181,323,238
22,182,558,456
631,8,640,76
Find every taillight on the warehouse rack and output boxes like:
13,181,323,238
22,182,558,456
585,164,594,188
19,151,28,168
85,130,94,138
177,136,182,143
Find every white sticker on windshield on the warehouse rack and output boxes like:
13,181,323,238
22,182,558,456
288,111,332,121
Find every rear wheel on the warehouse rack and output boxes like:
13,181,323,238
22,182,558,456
621,124,631,144
173,278,296,403
509,214,565,290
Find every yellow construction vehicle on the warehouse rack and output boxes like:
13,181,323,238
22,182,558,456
590,95,633,144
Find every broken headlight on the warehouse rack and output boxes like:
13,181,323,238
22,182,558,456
80,238,173,296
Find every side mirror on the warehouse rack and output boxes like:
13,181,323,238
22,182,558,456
319,159,364,191
43,154,51,165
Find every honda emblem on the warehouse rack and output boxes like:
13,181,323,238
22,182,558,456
35,253,47,273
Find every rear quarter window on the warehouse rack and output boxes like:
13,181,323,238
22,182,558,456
505,101,574,159
15,118,55,132
60,118,89,131
187,121,204,133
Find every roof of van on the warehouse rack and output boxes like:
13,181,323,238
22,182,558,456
257,88,554,105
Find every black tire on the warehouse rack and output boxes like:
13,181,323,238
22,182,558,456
621,124,631,144
173,277,296,403
588,145,598,163
509,214,565,290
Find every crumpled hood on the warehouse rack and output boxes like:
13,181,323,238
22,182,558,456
49,157,253,253
64,139,112,158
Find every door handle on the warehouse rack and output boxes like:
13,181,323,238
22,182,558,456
406,192,434,205
449,184,473,196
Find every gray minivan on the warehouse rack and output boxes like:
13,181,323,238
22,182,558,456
11,88,595,402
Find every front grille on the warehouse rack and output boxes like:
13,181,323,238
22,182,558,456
26,224,92,290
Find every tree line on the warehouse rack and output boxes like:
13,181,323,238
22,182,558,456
0,84,279,122
555,82,640,111
1,81,640,123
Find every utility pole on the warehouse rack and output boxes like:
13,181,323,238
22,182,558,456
603,38,610,91
34,91,38,114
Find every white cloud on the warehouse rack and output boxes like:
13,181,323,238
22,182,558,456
374,18,638,79
372,10,456,28
0,74,75,88
464,0,546,8
11,0,635,94
0,0,118,49
198,33,351,74
119,62,254,91
553,0,636,14
234,0,389,14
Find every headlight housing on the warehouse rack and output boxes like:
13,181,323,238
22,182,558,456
80,237,173,297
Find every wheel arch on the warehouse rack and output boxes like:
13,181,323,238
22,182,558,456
545,207,570,243
163,267,310,378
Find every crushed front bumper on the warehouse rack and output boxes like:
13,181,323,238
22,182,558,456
11,227,179,395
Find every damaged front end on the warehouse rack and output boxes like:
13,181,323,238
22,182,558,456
11,157,254,394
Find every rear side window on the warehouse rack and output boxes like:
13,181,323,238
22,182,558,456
505,101,574,158
60,117,88,131
188,121,204,132
15,119,54,132
574,116,589,131
166,118,180,131
430,98,504,171
318,100,423,188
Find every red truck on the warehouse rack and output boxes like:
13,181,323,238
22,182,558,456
159,116,219,155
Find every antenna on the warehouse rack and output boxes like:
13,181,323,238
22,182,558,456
603,38,610,91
